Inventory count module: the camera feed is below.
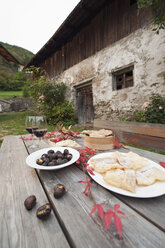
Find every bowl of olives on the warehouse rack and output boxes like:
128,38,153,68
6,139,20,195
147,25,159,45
26,147,80,170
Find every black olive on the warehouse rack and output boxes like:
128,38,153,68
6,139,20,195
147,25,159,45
36,203,51,219
24,195,36,210
66,154,72,161
36,158,44,165
54,184,66,198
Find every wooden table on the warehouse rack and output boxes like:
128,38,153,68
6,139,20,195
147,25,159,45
0,135,165,248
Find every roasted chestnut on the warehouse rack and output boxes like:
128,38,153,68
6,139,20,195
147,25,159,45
65,154,72,161
64,149,69,155
48,161,56,166
54,184,66,198
24,195,36,210
36,158,44,165
36,203,51,219
48,150,54,154
36,149,73,167
42,161,49,166
41,153,48,159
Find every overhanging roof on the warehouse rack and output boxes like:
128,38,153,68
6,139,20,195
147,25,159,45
0,43,21,65
25,0,110,68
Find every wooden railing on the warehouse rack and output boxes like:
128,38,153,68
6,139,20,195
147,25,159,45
94,119,165,152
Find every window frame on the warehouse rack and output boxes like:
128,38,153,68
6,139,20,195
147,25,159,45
112,65,134,91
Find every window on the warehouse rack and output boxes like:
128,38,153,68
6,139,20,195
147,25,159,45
112,66,134,91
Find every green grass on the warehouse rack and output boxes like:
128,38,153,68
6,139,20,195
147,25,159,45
0,91,23,98
0,111,56,139
0,111,36,139
0,111,91,147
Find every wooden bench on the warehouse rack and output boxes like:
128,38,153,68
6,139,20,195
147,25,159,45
94,119,165,152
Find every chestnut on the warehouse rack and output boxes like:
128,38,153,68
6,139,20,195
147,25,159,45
54,184,66,198
41,153,48,158
24,195,36,210
36,158,44,165
48,161,56,166
36,203,51,219
64,149,69,155
65,154,72,161
48,150,54,154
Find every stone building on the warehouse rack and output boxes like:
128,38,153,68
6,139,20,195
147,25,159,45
26,0,165,124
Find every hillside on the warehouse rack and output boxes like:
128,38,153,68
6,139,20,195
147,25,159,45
0,42,34,90
0,41,34,66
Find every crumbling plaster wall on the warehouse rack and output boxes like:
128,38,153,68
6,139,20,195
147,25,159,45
55,24,165,120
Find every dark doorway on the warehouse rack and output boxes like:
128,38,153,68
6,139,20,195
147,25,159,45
76,84,94,124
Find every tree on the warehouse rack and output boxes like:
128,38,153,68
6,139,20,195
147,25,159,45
137,0,165,33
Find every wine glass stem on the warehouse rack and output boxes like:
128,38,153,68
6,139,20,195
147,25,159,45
38,137,41,147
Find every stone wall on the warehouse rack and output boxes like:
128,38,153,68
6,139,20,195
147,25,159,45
53,24,165,121
0,97,33,113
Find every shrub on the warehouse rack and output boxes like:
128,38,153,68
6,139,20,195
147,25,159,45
47,101,77,126
134,110,146,122
24,67,77,126
145,94,165,124
121,94,165,124
0,71,27,91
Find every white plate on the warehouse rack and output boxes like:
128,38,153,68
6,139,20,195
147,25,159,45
88,152,165,198
26,147,80,170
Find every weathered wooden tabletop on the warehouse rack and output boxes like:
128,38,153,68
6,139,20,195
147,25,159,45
0,135,165,248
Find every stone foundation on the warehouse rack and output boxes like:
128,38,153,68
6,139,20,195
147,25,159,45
0,97,33,113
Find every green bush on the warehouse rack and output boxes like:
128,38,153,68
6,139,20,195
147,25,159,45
0,71,28,91
24,67,77,126
145,94,165,124
121,94,165,124
134,110,146,122
46,101,77,126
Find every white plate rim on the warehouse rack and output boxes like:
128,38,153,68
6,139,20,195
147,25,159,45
88,152,165,198
26,147,80,170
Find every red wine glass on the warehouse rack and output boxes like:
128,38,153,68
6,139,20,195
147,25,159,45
25,116,39,148
33,116,48,148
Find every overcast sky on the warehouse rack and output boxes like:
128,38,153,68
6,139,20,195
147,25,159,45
0,0,80,54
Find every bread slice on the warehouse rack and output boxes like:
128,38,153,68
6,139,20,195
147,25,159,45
114,151,149,170
90,157,121,173
104,169,136,193
136,167,165,186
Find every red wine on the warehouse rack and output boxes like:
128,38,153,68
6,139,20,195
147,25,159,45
26,128,33,134
33,129,47,138
26,127,38,134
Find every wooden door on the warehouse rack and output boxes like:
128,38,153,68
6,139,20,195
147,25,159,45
76,84,94,124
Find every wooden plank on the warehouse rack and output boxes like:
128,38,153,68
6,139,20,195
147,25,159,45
94,119,165,152
94,119,165,138
24,138,165,248
117,131,165,152
0,136,69,248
